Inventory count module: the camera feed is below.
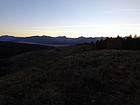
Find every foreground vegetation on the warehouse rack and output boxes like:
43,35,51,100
95,36,140,50
0,45,140,105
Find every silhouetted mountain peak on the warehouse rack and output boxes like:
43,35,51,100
0,35,103,45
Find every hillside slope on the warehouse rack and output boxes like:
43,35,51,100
0,45,140,105
0,41,54,59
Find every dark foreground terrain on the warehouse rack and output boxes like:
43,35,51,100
0,44,140,105
0,41,54,59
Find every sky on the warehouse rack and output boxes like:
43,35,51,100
0,0,140,38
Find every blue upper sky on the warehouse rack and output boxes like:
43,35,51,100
0,0,140,37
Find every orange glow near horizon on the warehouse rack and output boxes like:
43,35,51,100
0,24,140,38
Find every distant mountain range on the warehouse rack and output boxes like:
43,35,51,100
0,35,104,45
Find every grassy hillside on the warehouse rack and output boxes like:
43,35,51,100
0,41,54,59
0,45,140,105
0,41,54,77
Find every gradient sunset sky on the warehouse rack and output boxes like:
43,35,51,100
0,0,140,37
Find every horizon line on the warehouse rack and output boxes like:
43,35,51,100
0,34,139,38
